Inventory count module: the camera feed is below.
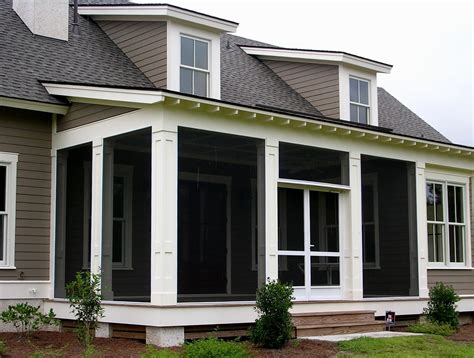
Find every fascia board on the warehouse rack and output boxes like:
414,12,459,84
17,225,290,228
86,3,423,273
42,83,165,105
241,47,392,74
78,6,238,33
0,96,69,115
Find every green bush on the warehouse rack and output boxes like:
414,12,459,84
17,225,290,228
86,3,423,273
0,340,6,356
0,302,58,339
250,279,294,349
141,346,180,358
66,271,104,349
184,337,249,358
424,282,460,328
408,322,456,336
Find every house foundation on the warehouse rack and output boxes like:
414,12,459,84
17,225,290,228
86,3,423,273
146,326,185,347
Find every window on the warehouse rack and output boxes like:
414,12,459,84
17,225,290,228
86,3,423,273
350,77,370,124
426,181,467,266
362,174,379,268
0,153,18,268
180,35,209,97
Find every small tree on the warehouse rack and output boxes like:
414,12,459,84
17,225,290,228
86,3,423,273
250,279,294,349
66,271,104,349
424,282,460,328
0,302,58,339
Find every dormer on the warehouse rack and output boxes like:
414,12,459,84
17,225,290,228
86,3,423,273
79,4,238,100
241,46,392,126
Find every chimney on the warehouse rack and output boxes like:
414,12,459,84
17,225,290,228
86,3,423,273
13,0,69,41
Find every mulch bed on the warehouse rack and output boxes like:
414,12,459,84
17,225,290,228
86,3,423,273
0,331,339,357
449,324,474,342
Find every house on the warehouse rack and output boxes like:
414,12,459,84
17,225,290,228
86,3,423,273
0,0,473,347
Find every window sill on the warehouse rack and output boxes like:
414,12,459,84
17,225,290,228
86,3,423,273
427,266,473,270
0,266,16,270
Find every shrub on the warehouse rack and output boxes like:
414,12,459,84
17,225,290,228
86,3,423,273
424,282,460,328
250,279,294,349
408,322,456,336
184,337,249,358
141,346,180,358
66,271,104,349
0,302,58,339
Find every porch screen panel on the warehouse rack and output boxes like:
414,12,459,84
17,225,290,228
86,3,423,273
0,166,5,261
178,127,264,302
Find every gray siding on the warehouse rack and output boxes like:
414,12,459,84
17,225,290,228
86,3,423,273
427,181,474,295
263,60,339,118
0,107,51,280
98,21,167,88
57,103,135,132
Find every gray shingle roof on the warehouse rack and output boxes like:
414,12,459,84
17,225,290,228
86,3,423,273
378,88,450,142
0,0,153,105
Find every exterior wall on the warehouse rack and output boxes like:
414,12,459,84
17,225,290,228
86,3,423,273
57,103,136,132
0,107,51,280
263,60,339,118
98,21,167,88
427,179,474,295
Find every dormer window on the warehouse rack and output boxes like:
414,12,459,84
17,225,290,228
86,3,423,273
350,77,370,124
180,35,209,97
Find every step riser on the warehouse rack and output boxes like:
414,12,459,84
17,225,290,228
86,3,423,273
292,313,375,326
297,323,386,337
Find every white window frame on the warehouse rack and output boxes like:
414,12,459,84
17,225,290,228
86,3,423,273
180,34,210,97
426,179,469,268
83,163,134,270
362,173,380,269
0,152,18,269
349,76,371,124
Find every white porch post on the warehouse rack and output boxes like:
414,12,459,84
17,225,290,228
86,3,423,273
265,139,279,281
415,161,429,298
90,139,104,277
150,121,178,305
345,152,363,300
101,143,114,300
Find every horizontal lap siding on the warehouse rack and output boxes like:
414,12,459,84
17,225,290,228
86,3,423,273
0,107,51,280
427,180,474,294
263,60,339,118
57,103,136,132
98,21,167,88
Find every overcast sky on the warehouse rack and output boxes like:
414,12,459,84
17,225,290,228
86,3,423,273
134,0,473,146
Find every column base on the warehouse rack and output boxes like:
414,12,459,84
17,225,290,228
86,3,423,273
95,322,112,338
146,326,184,347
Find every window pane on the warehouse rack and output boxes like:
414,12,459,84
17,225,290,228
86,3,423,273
279,142,349,185
310,191,339,252
435,184,443,221
350,78,359,102
278,255,304,286
448,185,455,222
350,104,358,122
180,67,193,94
311,256,339,286
449,225,464,263
362,184,374,222
358,106,368,124
455,186,464,223
193,71,207,97
363,224,375,263
0,214,4,261
428,223,444,262
0,166,5,212
112,220,123,263
194,40,208,70
181,37,194,67
426,183,435,221
113,176,124,218
359,80,369,105
278,188,304,251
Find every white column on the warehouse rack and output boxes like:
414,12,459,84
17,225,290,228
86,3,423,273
416,161,429,298
101,143,114,300
90,139,104,277
257,144,266,287
150,124,178,305
265,139,279,281
346,152,363,300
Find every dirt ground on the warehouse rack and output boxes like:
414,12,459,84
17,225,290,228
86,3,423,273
448,323,474,342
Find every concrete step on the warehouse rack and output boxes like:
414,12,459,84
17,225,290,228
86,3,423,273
292,310,376,326
297,321,386,337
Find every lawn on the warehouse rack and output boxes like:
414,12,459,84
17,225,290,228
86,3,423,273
337,334,474,358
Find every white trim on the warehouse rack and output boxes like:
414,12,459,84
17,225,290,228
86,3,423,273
0,96,69,115
77,5,238,33
240,47,392,74
0,152,18,268
0,281,51,299
278,178,350,192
